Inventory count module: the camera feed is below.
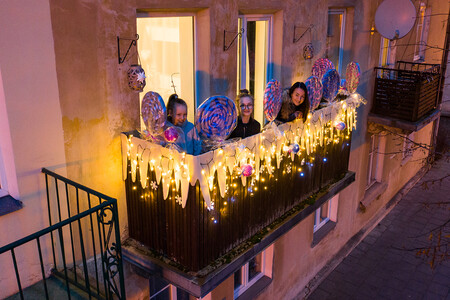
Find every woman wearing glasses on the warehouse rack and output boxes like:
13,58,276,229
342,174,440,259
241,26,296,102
276,81,310,123
228,89,261,139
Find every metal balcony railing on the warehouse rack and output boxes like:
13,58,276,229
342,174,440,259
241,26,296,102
0,168,125,299
372,61,440,122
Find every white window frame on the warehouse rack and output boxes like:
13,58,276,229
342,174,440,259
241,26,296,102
136,12,197,124
233,244,274,299
402,132,415,162
0,147,8,198
366,134,379,189
414,2,430,62
237,14,273,92
313,194,339,233
327,9,346,75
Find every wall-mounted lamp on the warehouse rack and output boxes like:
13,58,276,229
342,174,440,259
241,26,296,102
293,24,315,60
370,22,376,36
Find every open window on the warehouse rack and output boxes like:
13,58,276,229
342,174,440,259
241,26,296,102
237,14,272,125
327,9,346,74
137,14,196,125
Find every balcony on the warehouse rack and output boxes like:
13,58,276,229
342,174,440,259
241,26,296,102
121,97,361,278
370,61,441,131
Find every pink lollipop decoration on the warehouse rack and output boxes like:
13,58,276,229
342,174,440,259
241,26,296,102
322,69,340,103
164,127,179,143
141,91,167,136
305,76,323,110
346,62,361,94
241,164,253,177
311,58,335,81
264,79,283,122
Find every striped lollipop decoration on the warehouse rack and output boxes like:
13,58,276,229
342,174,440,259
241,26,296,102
322,69,340,103
305,76,323,110
311,58,335,81
195,95,237,142
141,91,166,136
346,62,361,94
264,79,282,122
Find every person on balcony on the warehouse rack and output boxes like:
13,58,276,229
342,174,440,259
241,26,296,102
167,94,202,155
228,89,261,139
276,81,310,123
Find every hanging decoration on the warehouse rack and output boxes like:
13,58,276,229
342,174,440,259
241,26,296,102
141,91,167,141
122,94,365,210
127,65,146,92
311,58,334,81
303,43,314,60
322,69,340,103
195,95,237,144
346,62,361,94
305,76,323,111
263,79,283,122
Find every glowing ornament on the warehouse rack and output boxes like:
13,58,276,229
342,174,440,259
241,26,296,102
164,127,179,143
127,65,146,92
335,121,347,131
241,164,253,177
291,143,300,154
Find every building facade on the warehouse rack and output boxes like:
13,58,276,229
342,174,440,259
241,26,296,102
0,0,448,299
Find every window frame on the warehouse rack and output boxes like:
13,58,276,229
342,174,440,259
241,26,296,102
414,2,430,62
327,9,346,75
234,251,266,299
313,200,332,233
366,134,380,190
136,12,197,125
237,14,273,92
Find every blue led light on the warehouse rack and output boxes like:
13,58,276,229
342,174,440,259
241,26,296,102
300,172,305,177
323,158,327,162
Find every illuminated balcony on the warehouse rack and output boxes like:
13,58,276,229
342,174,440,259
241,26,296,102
121,97,362,274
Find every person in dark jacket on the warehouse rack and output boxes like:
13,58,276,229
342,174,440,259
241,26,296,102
228,89,261,139
276,81,310,123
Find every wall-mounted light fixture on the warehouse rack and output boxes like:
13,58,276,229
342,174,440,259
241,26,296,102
293,24,315,60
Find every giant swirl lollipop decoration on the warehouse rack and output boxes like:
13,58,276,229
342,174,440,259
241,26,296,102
141,91,167,137
195,95,237,143
305,76,323,111
346,62,361,94
322,69,340,103
311,58,335,81
263,79,283,122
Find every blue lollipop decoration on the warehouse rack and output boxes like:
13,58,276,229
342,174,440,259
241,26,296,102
195,95,238,142
322,69,340,103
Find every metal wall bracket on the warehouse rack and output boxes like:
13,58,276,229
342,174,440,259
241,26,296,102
293,24,314,43
223,28,244,51
117,34,139,64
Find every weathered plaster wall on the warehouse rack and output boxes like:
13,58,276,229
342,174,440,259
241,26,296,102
0,0,67,297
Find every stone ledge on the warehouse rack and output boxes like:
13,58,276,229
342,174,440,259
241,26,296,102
368,109,440,132
0,195,23,217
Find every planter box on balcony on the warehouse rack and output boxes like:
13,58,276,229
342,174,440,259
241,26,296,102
372,61,440,122
121,96,363,272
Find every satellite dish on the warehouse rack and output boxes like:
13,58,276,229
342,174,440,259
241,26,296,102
375,0,416,40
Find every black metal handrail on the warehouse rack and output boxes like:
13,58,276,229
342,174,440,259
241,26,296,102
0,168,125,299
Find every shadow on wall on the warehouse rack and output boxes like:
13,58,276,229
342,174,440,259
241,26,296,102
195,64,293,107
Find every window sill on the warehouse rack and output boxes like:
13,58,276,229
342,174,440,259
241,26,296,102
311,221,336,248
0,195,23,217
368,109,440,132
235,276,272,300
360,181,387,211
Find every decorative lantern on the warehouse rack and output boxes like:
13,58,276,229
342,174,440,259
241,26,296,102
127,64,146,92
303,43,314,60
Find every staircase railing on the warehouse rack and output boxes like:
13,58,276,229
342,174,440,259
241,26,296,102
0,168,125,299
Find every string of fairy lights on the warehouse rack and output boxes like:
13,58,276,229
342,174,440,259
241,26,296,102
123,95,364,224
